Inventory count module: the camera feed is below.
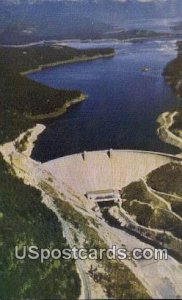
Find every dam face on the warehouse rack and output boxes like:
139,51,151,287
43,150,179,194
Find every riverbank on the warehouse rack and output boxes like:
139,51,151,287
20,52,115,76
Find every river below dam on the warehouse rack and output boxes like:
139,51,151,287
28,38,180,162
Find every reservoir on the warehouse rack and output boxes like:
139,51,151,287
28,38,180,162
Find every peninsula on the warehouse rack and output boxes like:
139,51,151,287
0,45,114,143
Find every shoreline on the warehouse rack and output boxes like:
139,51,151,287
20,52,115,76
28,93,87,121
20,50,115,121
0,33,174,49
157,111,182,151
1,39,118,48
159,40,182,154
163,40,182,99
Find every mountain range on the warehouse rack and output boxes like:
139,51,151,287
0,0,182,44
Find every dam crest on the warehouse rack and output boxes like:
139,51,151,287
43,150,180,194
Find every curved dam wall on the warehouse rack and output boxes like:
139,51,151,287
43,150,180,194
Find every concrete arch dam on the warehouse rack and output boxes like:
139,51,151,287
43,150,180,194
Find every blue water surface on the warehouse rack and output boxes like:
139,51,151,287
28,39,180,162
